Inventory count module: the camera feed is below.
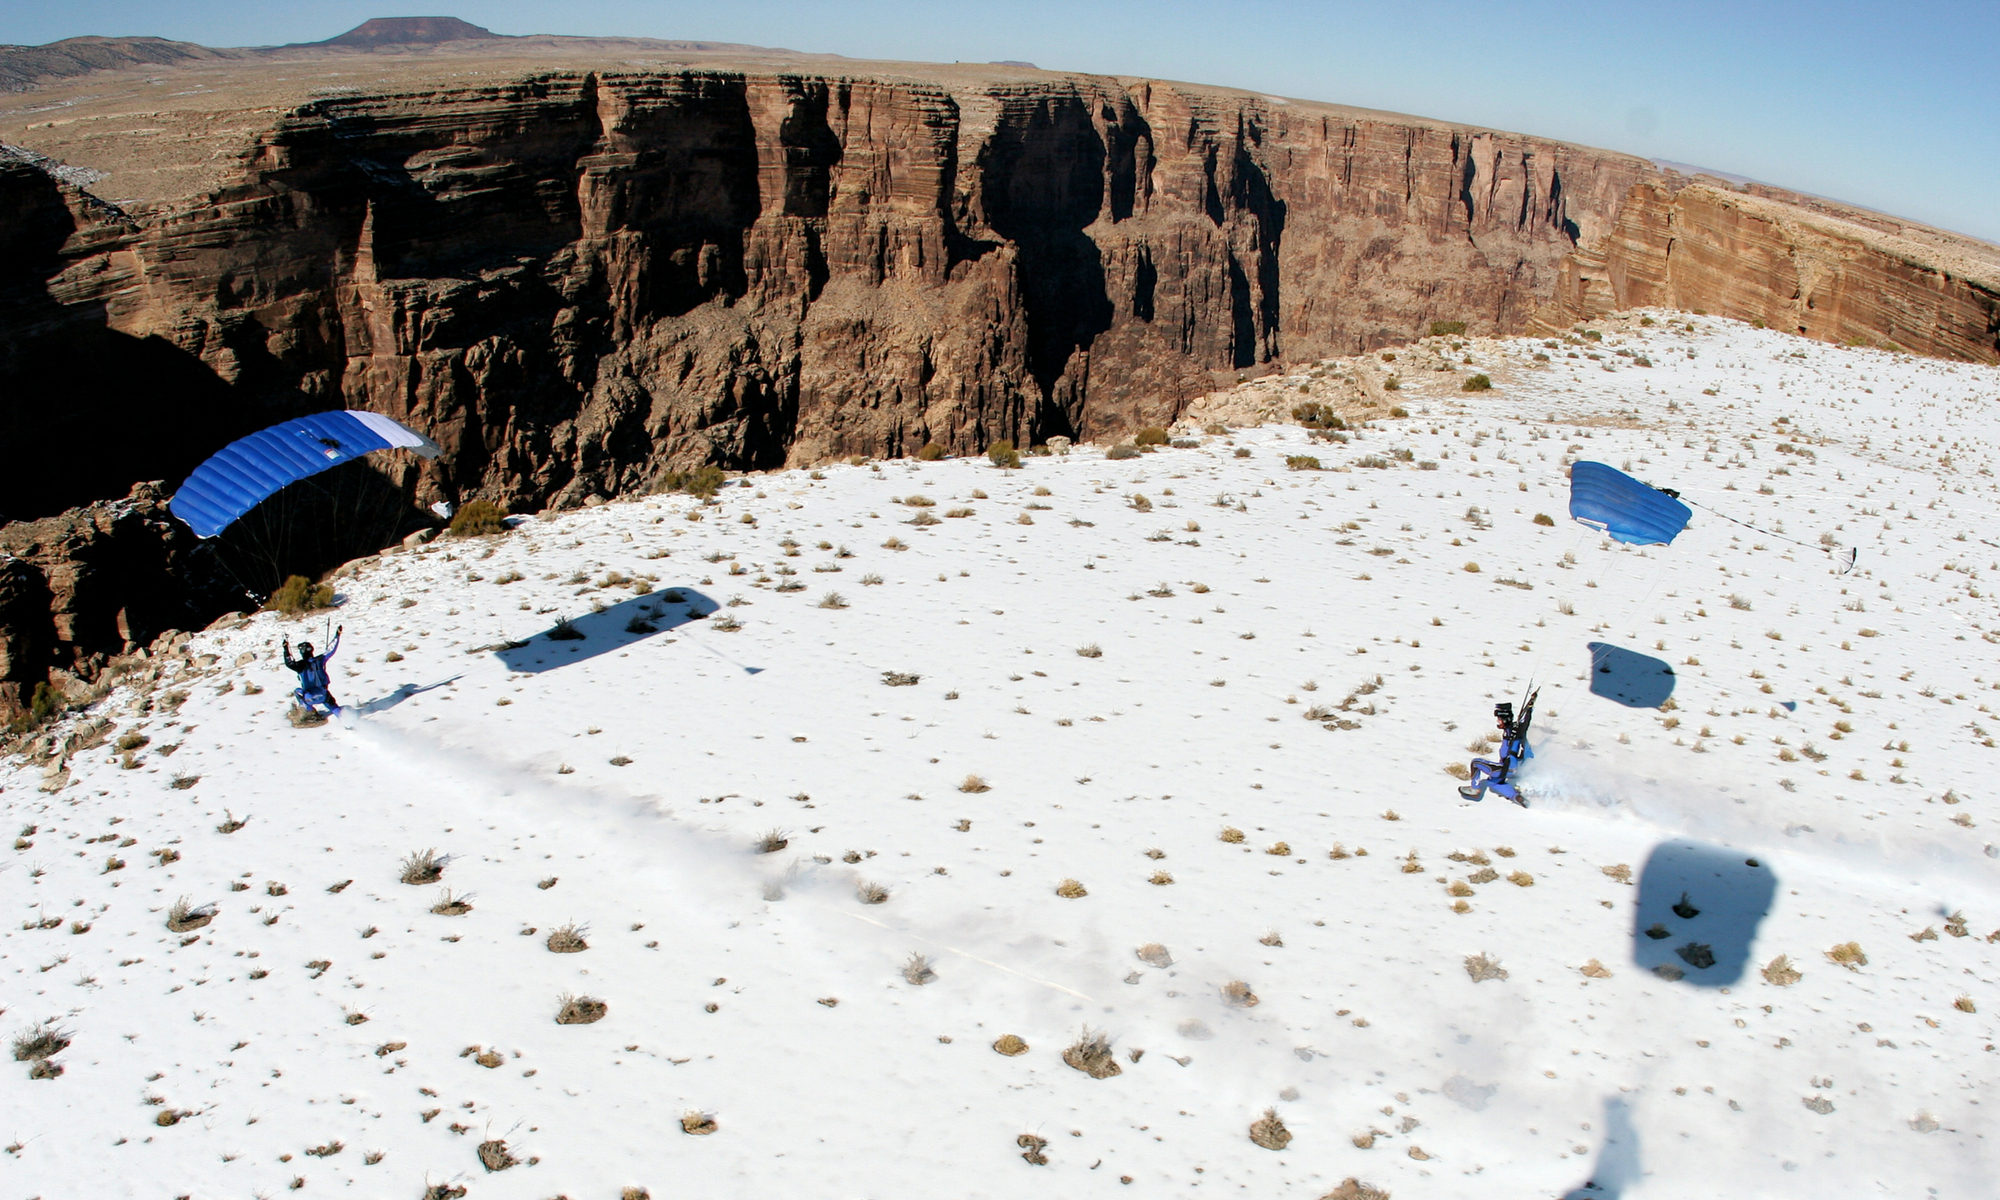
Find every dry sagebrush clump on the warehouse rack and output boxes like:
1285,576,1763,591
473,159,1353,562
1249,1108,1293,1150
1761,955,1802,985
1062,1028,1122,1078
165,896,214,933
477,1138,517,1171
555,994,608,1025
400,848,445,886
546,923,589,953
12,1020,70,1064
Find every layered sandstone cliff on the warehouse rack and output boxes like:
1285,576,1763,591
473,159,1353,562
1541,180,1999,357
2,52,1996,718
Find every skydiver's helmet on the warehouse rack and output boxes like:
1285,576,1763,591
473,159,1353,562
298,643,314,658
1494,701,1515,729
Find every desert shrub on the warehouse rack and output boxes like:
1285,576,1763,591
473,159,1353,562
1285,455,1322,471
9,679,63,731
1249,1108,1292,1150
165,896,215,933
916,442,946,461
267,575,335,615
1222,979,1259,1006
477,1139,518,1171
449,500,507,537
659,465,726,497
12,1020,70,1062
986,440,1021,469
1062,1028,1121,1078
1292,401,1345,430
1760,954,1801,985
1134,425,1170,446
1430,319,1467,337
1105,443,1141,460
399,847,445,886
546,923,589,953
1532,513,1555,526
554,993,608,1025
1461,374,1493,392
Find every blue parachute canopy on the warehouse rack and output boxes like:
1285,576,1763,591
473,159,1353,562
1568,460,1692,546
170,411,441,539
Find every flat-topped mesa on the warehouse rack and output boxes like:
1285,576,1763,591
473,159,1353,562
315,17,502,48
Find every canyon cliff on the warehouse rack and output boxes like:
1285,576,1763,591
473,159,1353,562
2,45,1996,719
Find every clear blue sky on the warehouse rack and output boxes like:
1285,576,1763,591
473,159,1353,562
10,0,1997,243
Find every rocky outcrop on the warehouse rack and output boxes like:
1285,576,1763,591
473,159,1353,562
2,61,1997,717
0,484,200,719
1540,181,2000,358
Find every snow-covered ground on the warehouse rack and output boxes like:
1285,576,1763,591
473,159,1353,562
5,314,1998,1198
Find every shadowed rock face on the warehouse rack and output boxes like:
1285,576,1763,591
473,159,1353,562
1,62,1996,715
4,70,1656,524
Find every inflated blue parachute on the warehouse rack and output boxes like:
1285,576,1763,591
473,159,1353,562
170,411,441,539
1568,461,1691,546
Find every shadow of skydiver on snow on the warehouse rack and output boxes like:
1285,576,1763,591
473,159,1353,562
1585,642,1678,709
1631,839,1777,987
1561,1096,1641,1198
351,675,462,717
494,589,722,674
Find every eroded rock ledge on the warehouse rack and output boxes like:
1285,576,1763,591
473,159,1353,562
2,65,1996,716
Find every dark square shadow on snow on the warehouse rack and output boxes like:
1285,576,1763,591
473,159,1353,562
1631,839,1776,987
495,589,719,674
1586,641,1677,709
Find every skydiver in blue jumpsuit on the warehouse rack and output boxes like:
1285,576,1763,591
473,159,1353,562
1459,690,1536,805
283,627,343,716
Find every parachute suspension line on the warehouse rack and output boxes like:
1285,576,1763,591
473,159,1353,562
1518,522,1592,707
1679,495,1857,573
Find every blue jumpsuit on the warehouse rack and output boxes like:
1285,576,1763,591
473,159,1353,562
285,632,341,714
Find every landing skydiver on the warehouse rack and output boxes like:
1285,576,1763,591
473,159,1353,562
1459,689,1536,805
283,627,343,717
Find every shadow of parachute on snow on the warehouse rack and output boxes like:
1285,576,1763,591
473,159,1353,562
1630,839,1776,987
495,589,719,674
1585,642,1677,709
